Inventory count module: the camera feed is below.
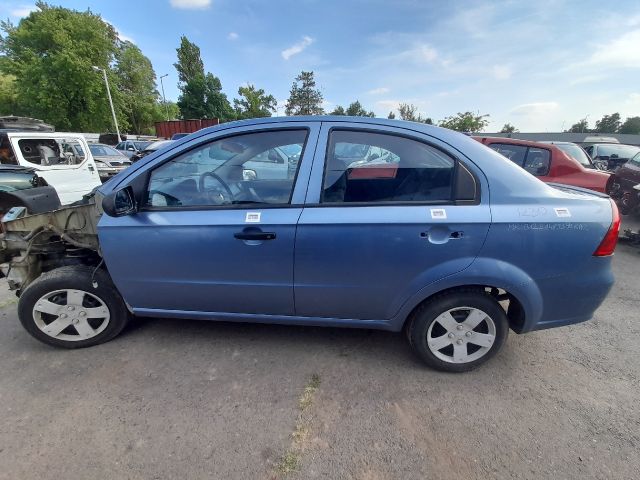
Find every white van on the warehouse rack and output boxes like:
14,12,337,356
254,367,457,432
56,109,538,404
0,132,102,204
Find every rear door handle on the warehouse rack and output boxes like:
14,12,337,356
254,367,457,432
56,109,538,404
234,231,276,241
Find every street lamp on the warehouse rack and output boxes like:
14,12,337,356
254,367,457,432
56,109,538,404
92,66,121,143
159,74,169,121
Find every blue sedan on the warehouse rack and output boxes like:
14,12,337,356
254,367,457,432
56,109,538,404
5,117,618,371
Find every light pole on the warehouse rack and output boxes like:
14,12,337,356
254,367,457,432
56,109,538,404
159,74,170,121
92,66,121,142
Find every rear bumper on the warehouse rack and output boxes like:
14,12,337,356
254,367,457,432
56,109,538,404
521,257,614,332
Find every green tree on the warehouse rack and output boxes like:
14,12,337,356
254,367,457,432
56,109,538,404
0,2,126,131
345,101,374,117
439,111,490,132
174,36,204,85
0,73,18,114
178,72,234,121
387,111,396,119
285,71,324,116
330,101,374,117
500,123,519,133
153,100,180,122
619,116,640,134
567,118,590,133
233,84,277,119
594,113,621,133
115,41,159,134
174,37,234,121
396,103,432,124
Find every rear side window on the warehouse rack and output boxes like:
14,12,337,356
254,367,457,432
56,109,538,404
322,130,455,203
17,138,86,166
488,143,527,166
489,143,550,177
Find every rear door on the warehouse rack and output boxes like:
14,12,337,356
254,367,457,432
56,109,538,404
293,122,491,321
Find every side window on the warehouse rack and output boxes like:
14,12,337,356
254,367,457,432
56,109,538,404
17,138,86,166
322,130,455,204
523,148,551,176
115,142,124,150
146,129,307,208
488,143,527,166
0,136,17,165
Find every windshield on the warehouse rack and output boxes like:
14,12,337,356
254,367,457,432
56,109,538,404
89,144,122,157
555,144,593,168
133,141,151,150
596,144,640,158
145,141,173,152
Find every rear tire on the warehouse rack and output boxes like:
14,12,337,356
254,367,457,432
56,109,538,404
18,265,129,348
406,290,509,372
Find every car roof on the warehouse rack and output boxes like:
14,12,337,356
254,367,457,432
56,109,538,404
472,136,558,149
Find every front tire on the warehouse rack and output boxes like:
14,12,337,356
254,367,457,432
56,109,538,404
18,265,129,348
406,291,509,372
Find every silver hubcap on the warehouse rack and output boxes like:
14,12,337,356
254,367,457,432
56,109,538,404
426,306,496,364
33,289,110,341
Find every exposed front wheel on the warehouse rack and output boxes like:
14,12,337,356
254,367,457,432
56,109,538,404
406,291,509,372
18,265,130,348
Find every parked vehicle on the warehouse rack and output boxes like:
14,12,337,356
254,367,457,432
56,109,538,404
0,165,60,219
0,116,54,132
583,143,640,171
0,131,101,204
88,144,132,182
130,140,174,162
474,136,610,193
607,152,640,214
0,117,618,372
115,140,152,158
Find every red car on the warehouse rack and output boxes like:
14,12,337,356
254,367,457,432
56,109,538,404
473,137,610,193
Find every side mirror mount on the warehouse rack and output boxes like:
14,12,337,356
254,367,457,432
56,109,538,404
102,186,137,217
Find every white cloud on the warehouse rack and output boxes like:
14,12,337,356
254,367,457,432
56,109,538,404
415,44,438,63
169,0,211,10
581,29,640,69
510,102,558,115
10,5,36,17
627,93,640,105
367,87,390,95
376,99,401,112
281,36,314,60
492,65,512,80
228,32,239,40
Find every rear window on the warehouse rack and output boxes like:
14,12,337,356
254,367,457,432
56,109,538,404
489,143,550,176
555,144,593,168
488,143,527,166
595,144,640,158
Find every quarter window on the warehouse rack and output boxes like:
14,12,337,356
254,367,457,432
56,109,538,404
489,143,550,176
322,130,455,203
146,129,307,208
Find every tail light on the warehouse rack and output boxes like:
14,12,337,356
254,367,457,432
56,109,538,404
593,199,620,256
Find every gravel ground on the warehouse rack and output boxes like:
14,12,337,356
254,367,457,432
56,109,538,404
0,226,638,479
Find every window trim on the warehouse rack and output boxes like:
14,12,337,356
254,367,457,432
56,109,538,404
316,127,479,207
139,127,311,212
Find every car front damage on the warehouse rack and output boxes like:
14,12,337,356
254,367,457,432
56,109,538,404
0,194,104,294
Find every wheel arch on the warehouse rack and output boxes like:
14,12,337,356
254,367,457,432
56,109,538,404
391,258,543,334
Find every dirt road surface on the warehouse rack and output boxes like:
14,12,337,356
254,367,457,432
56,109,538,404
0,245,638,479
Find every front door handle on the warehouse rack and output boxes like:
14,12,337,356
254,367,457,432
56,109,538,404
234,231,276,241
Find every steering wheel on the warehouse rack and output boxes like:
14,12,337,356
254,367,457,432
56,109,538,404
199,171,234,204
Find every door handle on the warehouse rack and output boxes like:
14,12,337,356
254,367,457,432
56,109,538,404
234,231,276,241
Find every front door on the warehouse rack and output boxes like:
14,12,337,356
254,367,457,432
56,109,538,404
98,125,318,317
294,124,491,321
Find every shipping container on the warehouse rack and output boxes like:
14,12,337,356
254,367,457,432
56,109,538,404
154,119,220,139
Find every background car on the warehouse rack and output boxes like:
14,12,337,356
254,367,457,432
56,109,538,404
130,140,174,162
607,151,640,214
583,143,640,171
0,164,60,219
474,136,611,193
115,140,152,158
88,143,132,182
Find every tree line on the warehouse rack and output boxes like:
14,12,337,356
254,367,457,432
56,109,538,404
1,3,639,136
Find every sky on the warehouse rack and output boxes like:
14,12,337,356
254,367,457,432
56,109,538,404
2,0,640,132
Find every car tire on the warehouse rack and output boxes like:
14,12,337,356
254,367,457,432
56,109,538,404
18,265,130,349
406,290,509,372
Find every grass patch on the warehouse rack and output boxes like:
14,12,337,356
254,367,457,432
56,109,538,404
274,373,321,477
